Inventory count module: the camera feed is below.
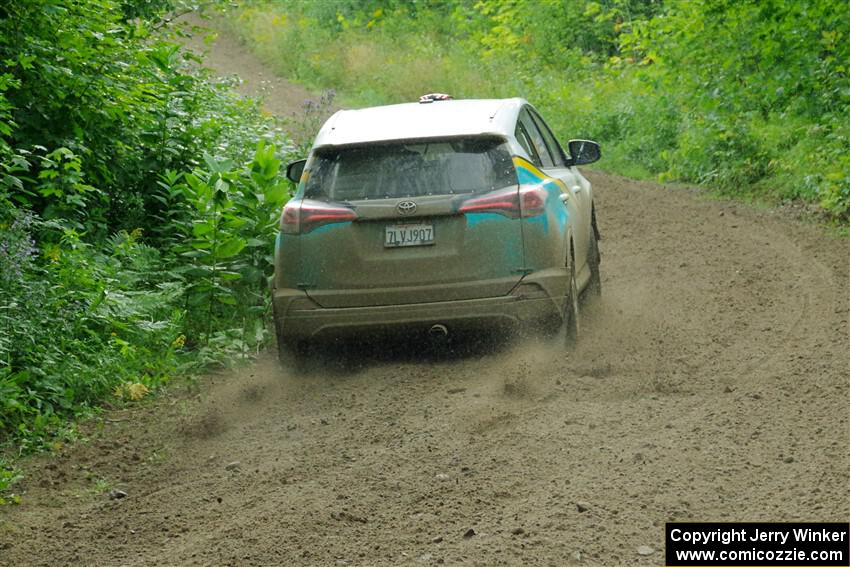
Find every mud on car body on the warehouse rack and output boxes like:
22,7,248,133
272,96,601,364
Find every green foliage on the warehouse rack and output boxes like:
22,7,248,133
0,214,183,449
0,0,278,236
229,0,850,219
0,0,295,489
173,142,290,341
226,2,509,105
624,0,850,212
0,458,21,505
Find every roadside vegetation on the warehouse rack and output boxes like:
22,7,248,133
0,0,295,500
226,0,850,219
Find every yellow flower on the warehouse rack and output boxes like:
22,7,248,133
113,382,150,401
126,383,149,401
171,335,186,349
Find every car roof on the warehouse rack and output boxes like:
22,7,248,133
312,98,526,148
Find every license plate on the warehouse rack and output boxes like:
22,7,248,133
384,223,435,247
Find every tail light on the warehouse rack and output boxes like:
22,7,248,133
458,187,547,219
280,199,358,234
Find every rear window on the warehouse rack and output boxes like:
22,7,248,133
304,137,517,201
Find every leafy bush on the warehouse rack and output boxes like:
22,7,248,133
623,0,850,213
169,142,291,343
0,218,183,448
0,0,296,488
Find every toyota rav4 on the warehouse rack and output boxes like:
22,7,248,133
272,96,601,365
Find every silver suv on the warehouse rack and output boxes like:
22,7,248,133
273,97,601,364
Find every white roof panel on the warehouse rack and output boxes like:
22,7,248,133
312,98,526,148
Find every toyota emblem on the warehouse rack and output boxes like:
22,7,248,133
396,200,417,216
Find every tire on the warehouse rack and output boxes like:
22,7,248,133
585,227,602,299
561,253,580,348
275,320,308,374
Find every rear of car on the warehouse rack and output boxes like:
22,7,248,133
271,99,574,356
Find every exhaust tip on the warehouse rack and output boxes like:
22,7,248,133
428,324,449,338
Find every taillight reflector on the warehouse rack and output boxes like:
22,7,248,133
280,199,358,234
458,187,547,219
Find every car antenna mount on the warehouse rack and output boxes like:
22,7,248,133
419,93,453,104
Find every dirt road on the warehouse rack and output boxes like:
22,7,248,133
1,22,848,567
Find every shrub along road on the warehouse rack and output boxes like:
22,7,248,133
1,26,848,567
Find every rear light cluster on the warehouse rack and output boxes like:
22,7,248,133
458,187,546,219
280,199,358,234
279,187,547,235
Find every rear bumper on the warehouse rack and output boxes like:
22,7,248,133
272,281,564,342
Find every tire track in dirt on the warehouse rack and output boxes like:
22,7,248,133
1,21,847,567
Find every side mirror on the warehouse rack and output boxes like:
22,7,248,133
286,159,307,183
567,140,601,166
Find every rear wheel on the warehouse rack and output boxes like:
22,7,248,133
561,252,580,348
277,337,308,374
274,319,308,373
585,228,602,299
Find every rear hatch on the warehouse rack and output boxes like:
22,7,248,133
287,136,526,308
